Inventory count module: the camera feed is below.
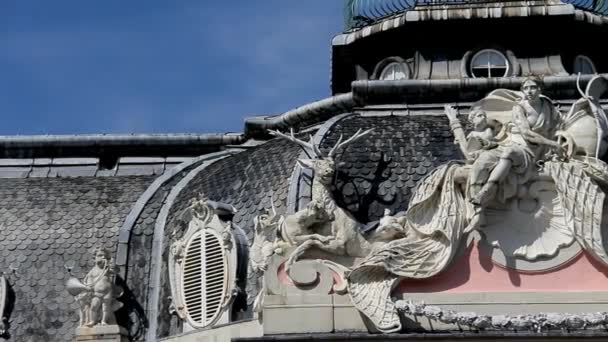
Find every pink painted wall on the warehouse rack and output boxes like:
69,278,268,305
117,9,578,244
396,242,608,294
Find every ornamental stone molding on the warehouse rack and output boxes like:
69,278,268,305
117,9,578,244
168,197,243,331
394,300,608,332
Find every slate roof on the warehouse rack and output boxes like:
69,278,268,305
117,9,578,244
318,113,463,223
157,138,302,338
0,175,155,342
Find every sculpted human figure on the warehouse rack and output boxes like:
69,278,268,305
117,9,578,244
469,77,565,206
69,247,122,327
346,76,608,334
445,77,569,231
444,105,497,161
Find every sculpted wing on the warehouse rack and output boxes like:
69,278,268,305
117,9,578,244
546,159,608,265
347,163,469,332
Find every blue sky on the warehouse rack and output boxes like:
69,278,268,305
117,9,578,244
0,1,343,134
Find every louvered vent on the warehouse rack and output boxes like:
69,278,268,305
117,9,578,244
182,230,227,327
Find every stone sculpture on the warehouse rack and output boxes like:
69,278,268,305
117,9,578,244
347,75,608,332
252,75,608,333
394,299,608,332
67,247,123,327
266,129,406,271
250,205,284,274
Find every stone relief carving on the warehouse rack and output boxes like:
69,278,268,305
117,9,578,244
66,247,124,328
251,75,608,333
167,196,242,329
250,204,284,274
395,300,608,332
0,273,7,336
347,75,608,332
266,129,406,272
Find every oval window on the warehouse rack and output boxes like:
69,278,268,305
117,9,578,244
470,49,509,78
181,229,228,328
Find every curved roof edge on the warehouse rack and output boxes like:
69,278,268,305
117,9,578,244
115,150,243,277
144,150,238,341
335,2,606,46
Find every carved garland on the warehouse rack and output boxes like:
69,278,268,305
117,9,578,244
395,300,608,332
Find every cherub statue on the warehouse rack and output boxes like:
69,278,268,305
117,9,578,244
67,247,123,327
444,105,499,161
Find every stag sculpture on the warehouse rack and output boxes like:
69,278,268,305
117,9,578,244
268,128,406,271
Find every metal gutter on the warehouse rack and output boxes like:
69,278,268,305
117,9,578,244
0,133,243,149
244,74,608,138
244,93,360,137
0,133,245,165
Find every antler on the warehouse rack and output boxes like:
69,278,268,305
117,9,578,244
576,73,587,99
328,128,374,158
269,128,323,158
269,191,277,216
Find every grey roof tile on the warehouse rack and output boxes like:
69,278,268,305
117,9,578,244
0,175,154,341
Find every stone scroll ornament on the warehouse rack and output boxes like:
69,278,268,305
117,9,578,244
347,75,608,332
66,248,124,328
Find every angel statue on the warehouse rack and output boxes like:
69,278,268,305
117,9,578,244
346,75,608,333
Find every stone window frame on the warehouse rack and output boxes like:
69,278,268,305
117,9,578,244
371,56,411,81
573,55,597,75
168,201,239,331
180,228,229,328
468,48,511,78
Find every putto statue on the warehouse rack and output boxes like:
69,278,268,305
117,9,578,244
67,247,123,328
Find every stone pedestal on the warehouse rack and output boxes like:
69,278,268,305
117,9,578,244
74,325,128,342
